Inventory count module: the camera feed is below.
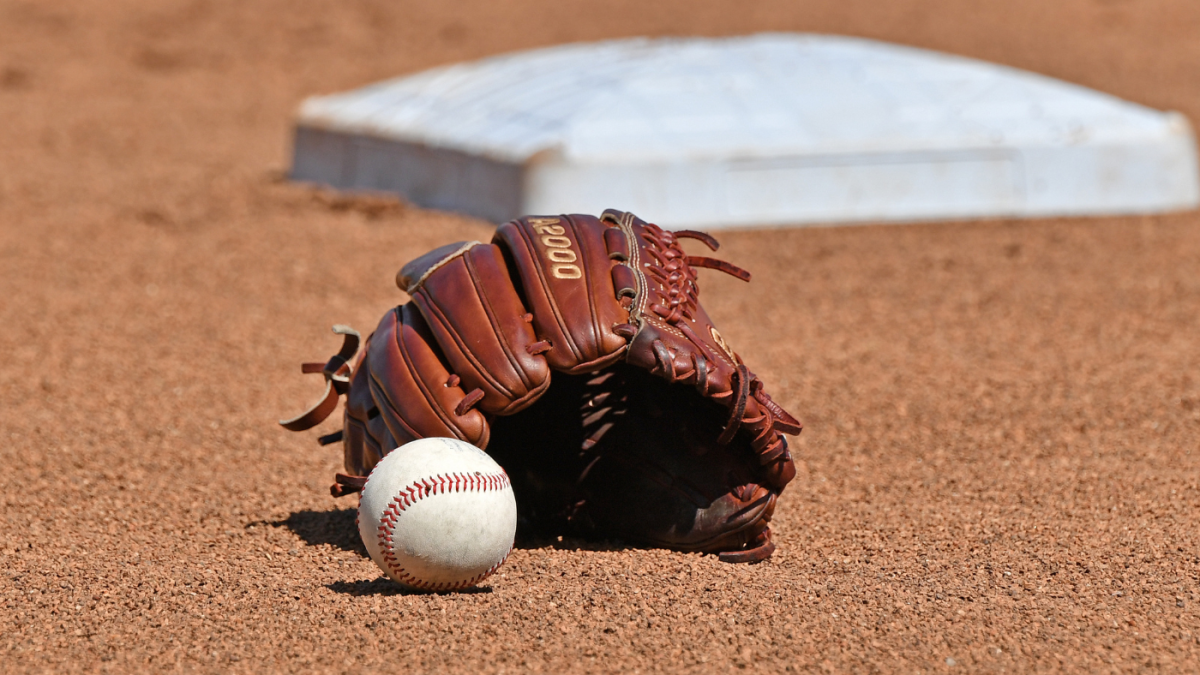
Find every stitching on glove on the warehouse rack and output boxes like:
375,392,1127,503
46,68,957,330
402,241,484,293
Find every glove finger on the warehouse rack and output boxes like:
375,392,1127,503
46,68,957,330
398,241,551,415
342,341,394,479
492,214,630,374
363,303,490,450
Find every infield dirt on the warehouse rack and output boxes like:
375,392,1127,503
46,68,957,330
3,0,1200,672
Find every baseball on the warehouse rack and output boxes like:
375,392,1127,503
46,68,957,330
357,437,517,591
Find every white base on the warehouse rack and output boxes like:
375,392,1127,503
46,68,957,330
292,34,1200,228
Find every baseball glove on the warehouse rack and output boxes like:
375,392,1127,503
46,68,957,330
281,209,802,563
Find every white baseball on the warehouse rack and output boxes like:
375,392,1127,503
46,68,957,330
357,437,517,591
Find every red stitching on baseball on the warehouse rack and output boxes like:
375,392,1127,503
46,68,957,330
376,470,512,591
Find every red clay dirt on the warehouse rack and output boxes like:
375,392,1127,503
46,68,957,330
3,0,1200,672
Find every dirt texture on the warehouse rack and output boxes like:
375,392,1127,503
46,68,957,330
3,0,1200,672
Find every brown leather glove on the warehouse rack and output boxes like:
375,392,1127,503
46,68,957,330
281,210,802,563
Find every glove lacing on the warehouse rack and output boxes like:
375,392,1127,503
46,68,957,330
635,224,794,467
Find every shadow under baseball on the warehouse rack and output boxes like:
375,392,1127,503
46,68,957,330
271,506,636,558
325,577,496,596
269,507,369,558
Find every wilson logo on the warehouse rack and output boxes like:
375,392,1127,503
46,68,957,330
710,326,736,361
528,217,581,279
